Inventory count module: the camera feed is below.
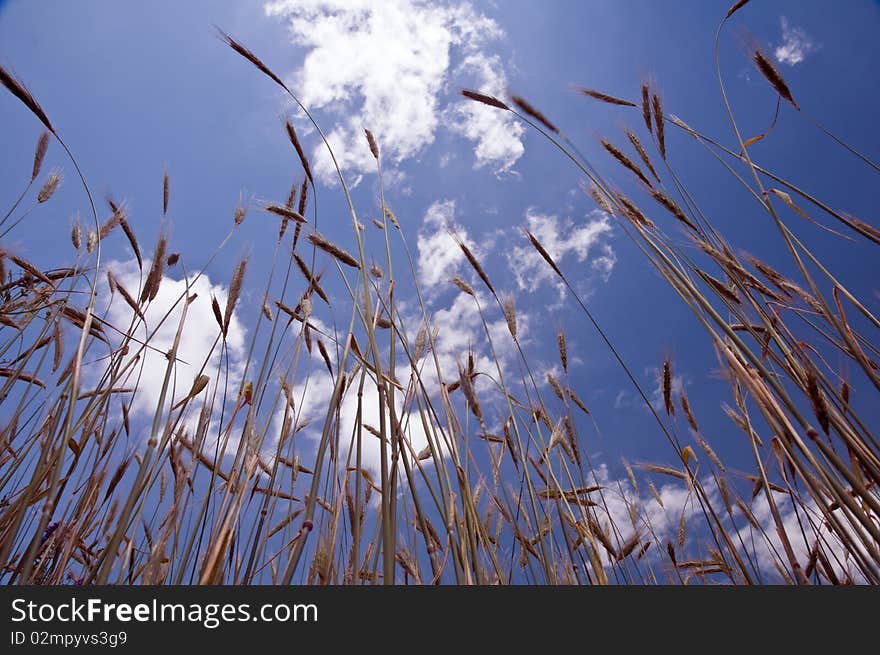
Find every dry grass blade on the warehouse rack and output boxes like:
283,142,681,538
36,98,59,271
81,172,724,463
617,532,642,561
651,190,697,231
726,0,751,19
578,88,636,107
218,28,285,89
307,232,360,269
51,319,63,372
805,369,830,434
843,213,880,243
547,373,564,400
162,169,170,216
679,393,699,432
0,64,54,131
292,255,329,305
557,328,568,372
503,294,517,339
525,230,562,277
662,357,674,416
451,276,475,296
10,255,51,284
641,463,687,481
615,193,654,229
587,184,614,215
457,240,494,295
317,339,333,376
284,119,314,185
602,138,653,187
696,271,740,305
459,362,483,423
107,270,145,321
364,129,379,159
223,256,247,336
298,178,309,217
567,387,590,415
641,83,652,134
0,368,46,388
70,220,82,250
537,488,598,506
108,198,142,269
32,132,50,182
626,130,660,181
234,202,247,226
264,203,307,223
754,50,798,108
461,88,509,110
511,95,558,133
211,295,224,333
652,92,666,158
37,169,62,203
140,235,167,303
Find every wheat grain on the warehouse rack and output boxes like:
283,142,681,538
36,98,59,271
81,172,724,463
652,92,666,158
307,233,360,269
461,88,509,110
511,95,558,133
754,50,798,108
578,88,636,107
31,132,49,182
364,129,379,159
37,168,62,203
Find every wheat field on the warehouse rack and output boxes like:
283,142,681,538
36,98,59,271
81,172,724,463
0,0,878,585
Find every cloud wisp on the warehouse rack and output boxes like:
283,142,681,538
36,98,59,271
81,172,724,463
774,17,816,66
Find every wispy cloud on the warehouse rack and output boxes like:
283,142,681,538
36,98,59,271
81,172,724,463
416,199,476,290
774,17,816,66
265,0,524,183
507,208,615,298
98,259,247,426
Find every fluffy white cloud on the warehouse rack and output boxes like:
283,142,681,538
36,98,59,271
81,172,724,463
264,0,524,182
508,208,614,297
96,259,247,427
775,17,816,66
416,199,481,290
445,52,524,174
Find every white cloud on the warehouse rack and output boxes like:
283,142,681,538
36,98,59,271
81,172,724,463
264,0,524,182
508,208,614,297
416,199,481,290
97,260,247,428
445,52,524,174
774,17,816,66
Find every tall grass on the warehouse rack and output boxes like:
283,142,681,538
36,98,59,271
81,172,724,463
1,2,878,585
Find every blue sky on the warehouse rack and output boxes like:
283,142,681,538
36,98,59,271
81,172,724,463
1,1,879,582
